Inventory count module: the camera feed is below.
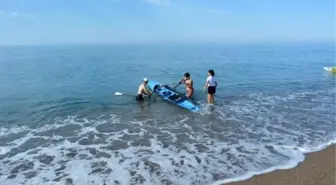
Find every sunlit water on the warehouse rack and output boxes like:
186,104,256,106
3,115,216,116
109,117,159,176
0,43,335,185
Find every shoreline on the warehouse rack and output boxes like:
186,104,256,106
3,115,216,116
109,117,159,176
215,144,335,185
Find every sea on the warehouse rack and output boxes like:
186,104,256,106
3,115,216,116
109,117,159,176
0,42,335,185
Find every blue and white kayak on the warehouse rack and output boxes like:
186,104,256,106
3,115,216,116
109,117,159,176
147,80,200,112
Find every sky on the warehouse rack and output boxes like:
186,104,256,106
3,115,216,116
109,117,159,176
0,0,335,45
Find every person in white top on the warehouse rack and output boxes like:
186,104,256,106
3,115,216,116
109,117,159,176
136,78,152,101
203,69,217,104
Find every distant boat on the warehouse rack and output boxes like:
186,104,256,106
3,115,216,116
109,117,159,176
324,66,336,72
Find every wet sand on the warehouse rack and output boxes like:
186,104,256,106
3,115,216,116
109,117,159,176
224,144,335,185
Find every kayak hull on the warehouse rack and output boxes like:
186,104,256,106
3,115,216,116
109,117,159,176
324,66,336,72
147,80,200,112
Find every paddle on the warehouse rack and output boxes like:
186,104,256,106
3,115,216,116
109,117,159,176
114,91,159,101
114,92,134,97
173,83,181,89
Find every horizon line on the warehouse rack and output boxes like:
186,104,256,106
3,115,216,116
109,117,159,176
0,40,335,47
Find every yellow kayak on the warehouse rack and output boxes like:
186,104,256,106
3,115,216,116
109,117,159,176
324,66,336,72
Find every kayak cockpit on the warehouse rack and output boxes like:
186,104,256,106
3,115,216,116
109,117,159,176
148,80,200,112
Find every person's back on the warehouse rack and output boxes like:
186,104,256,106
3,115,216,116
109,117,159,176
185,78,193,88
204,69,217,104
179,72,194,98
206,75,216,87
136,78,151,101
137,83,146,95
184,78,194,98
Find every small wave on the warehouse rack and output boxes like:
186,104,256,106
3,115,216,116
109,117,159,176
0,87,335,185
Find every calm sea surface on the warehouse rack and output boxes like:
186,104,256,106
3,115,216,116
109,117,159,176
0,43,335,185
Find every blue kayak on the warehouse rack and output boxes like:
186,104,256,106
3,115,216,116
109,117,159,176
147,80,200,112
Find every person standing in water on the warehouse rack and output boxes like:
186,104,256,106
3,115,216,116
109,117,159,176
178,72,194,98
136,78,152,101
203,69,217,104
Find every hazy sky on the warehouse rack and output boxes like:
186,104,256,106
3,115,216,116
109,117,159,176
0,0,335,45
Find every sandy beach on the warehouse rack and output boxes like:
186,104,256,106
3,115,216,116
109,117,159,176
224,144,335,185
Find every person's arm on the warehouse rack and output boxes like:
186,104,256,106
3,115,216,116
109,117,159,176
144,85,152,96
203,78,209,93
179,77,186,84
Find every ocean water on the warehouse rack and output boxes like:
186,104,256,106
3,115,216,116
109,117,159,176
0,43,335,185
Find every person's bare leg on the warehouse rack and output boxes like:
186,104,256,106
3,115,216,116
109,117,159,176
210,94,214,104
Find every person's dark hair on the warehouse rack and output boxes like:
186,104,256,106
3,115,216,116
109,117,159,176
208,69,215,76
184,72,190,78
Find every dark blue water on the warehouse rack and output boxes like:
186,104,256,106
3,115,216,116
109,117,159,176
0,43,335,185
